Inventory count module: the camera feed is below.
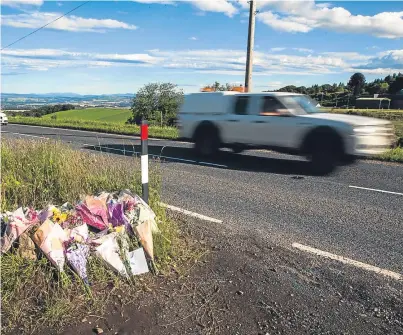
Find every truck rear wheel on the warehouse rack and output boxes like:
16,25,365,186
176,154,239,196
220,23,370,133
194,127,220,157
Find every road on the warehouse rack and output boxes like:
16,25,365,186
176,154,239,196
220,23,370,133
2,124,403,276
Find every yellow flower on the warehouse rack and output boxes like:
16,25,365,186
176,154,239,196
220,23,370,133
51,208,61,216
53,212,68,224
115,226,125,234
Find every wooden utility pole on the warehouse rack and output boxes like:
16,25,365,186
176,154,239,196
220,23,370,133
244,0,256,93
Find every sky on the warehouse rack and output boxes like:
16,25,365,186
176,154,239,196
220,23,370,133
1,0,403,94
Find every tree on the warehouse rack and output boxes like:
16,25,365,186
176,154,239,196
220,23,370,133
204,82,237,91
348,72,366,97
379,82,389,94
128,82,184,126
388,76,403,94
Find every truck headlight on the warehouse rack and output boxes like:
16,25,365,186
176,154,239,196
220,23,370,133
354,127,375,135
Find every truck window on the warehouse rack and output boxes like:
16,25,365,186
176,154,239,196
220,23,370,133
261,96,285,116
234,96,249,115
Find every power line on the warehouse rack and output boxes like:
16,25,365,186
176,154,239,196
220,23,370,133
1,1,90,51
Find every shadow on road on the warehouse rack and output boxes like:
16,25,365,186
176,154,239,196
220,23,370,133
82,143,314,176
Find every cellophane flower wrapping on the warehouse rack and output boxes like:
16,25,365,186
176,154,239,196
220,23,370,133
66,242,90,285
32,219,68,272
1,207,38,253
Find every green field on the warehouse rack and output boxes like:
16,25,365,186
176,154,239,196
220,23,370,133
43,108,131,123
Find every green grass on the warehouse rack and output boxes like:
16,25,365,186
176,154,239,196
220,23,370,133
324,108,403,121
43,108,132,123
376,146,403,162
0,139,198,334
9,116,179,140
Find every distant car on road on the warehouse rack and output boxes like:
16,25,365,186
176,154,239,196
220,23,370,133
0,112,8,126
177,92,395,174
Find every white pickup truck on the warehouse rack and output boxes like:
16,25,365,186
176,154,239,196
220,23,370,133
0,112,8,126
178,92,395,174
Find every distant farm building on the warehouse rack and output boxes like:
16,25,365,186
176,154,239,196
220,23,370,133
355,98,391,109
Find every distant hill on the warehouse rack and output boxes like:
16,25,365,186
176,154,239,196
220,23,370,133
1,93,134,109
2,93,134,98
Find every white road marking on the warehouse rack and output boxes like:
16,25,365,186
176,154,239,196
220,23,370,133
349,185,403,196
5,132,49,140
199,161,228,168
292,243,402,281
160,203,223,224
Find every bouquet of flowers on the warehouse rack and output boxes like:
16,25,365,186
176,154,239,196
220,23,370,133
1,207,39,253
76,195,109,231
94,232,130,278
65,242,90,285
32,219,68,273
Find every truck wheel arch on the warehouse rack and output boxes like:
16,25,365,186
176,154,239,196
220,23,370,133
192,121,221,143
300,126,345,157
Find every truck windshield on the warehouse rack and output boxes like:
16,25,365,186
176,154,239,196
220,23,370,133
283,95,322,114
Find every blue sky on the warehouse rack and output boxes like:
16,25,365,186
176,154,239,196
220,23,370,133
1,0,403,94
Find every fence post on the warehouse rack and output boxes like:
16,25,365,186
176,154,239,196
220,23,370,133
141,120,149,204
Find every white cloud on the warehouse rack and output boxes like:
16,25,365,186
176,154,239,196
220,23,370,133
1,12,137,32
190,0,237,17
293,48,314,53
1,0,43,7
241,0,403,39
132,0,175,4
271,47,286,52
2,47,402,77
189,36,198,40
258,11,313,33
321,52,373,61
132,0,237,16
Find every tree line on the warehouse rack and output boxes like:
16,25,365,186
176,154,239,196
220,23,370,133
10,104,76,117
273,72,403,107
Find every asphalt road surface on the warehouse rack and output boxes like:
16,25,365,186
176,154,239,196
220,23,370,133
2,124,403,276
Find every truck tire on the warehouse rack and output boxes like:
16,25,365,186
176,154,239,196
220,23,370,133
194,125,220,157
308,141,338,175
303,128,344,176
231,144,244,154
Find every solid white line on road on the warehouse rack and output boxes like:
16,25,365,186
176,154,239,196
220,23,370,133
5,132,50,140
349,185,403,196
160,203,223,224
199,161,228,168
292,242,402,281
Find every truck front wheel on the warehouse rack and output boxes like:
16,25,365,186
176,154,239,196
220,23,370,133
308,142,337,175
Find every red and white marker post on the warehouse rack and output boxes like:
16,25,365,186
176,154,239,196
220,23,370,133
141,120,149,204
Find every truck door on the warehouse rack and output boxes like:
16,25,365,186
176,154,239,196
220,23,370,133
221,95,253,144
248,95,299,148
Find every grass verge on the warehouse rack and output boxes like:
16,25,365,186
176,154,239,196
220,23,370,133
8,116,179,140
375,146,403,163
0,139,198,334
